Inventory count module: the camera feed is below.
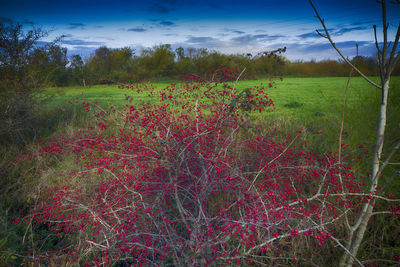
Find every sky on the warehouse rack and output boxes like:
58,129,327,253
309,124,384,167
1,0,399,61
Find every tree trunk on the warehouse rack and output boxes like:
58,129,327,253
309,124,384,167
340,78,389,267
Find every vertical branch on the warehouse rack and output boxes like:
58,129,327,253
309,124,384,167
338,44,357,232
388,23,400,74
381,0,388,79
374,25,385,83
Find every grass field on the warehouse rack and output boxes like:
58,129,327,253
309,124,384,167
39,76,400,167
43,76,396,120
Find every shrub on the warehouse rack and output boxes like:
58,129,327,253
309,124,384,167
17,76,390,266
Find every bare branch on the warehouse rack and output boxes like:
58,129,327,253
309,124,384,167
388,23,400,74
315,222,365,267
308,0,382,89
372,138,400,186
316,29,328,38
329,192,400,202
382,170,400,188
381,0,389,78
374,25,385,82
393,50,400,67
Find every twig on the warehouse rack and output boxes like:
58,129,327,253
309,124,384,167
382,169,400,188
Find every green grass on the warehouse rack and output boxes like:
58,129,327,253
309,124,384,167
41,77,396,120
31,76,399,170
40,81,172,109
39,77,399,157
239,77,387,119
39,77,399,154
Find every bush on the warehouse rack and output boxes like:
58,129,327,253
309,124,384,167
16,77,396,265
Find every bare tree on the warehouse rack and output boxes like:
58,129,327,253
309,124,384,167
308,0,400,266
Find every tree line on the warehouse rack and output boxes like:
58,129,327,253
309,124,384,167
1,22,399,91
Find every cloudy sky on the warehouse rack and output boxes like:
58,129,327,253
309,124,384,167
1,0,399,61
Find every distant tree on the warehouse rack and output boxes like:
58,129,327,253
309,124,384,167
208,51,230,71
189,48,210,76
70,54,84,69
85,46,134,82
110,47,134,81
86,46,113,80
350,55,379,76
0,22,47,92
175,46,185,61
70,54,86,86
150,44,175,77
186,47,197,58
174,47,196,77
28,42,69,87
133,44,175,79
110,47,133,70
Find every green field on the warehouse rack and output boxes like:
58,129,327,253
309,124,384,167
43,76,395,120
40,76,399,159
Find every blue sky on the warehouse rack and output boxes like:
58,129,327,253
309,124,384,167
1,0,399,61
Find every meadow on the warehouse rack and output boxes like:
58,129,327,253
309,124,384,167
43,76,398,152
37,75,400,195
44,76,388,119
35,76,399,167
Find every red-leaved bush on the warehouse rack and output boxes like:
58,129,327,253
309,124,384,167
19,75,371,265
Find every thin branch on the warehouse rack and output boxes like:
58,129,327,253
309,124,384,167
232,67,247,94
338,45,356,231
316,29,328,38
382,169,400,188
388,22,400,74
329,234,364,267
393,51,400,67
328,193,400,202
245,210,350,254
372,138,400,186
371,211,400,215
308,0,381,89
374,25,385,82
381,0,388,77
